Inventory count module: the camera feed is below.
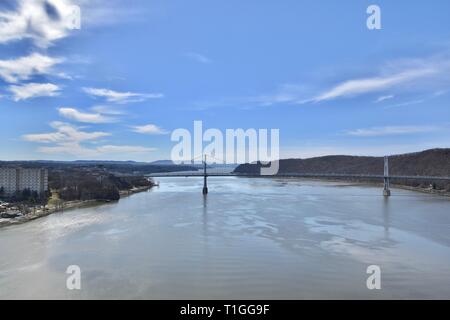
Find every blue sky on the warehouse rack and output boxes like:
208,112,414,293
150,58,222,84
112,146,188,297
1,0,450,161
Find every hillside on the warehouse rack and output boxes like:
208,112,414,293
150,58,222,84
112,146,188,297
233,148,450,191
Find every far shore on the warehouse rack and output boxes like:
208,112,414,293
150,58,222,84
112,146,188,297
0,185,153,229
255,176,450,197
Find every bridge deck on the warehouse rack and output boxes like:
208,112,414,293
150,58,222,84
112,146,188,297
148,173,450,180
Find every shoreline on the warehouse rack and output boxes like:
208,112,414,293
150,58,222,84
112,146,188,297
0,185,153,229
314,177,450,197
235,175,450,197
392,183,450,197
118,185,154,197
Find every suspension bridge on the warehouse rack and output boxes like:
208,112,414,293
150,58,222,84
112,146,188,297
148,155,450,196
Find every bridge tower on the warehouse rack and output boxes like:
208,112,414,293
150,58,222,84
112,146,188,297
383,156,391,197
202,154,208,195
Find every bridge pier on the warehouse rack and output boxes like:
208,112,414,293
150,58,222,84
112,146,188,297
383,181,391,197
202,155,208,195
383,156,391,197
203,176,208,195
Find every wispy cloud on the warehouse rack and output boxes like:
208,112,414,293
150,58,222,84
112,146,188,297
192,60,442,108
252,84,311,106
131,124,168,135
83,87,164,104
0,0,79,48
23,121,154,157
344,125,441,137
79,0,148,28
185,52,212,64
433,90,448,97
23,121,110,143
191,84,310,110
311,68,437,103
8,82,61,101
58,107,117,123
0,53,64,83
375,95,394,103
302,54,450,104
214,54,450,109
384,99,425,109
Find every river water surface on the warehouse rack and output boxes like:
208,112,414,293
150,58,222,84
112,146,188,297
1,177,449,299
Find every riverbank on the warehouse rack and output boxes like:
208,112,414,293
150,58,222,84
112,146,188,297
237,175,450,197
119,185,155,197
319,179,450,197
332,179,450,197
393,183,450,197
0,185,153,229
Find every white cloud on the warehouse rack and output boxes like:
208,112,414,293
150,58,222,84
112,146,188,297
0,0,80,48
253,84,310,106
83,87,164,104
385,99,425,109
8,82,61,101
344,125,440,137
23,122,155,157
223,54,450,108
185,52,212,64
311,68,436,103
23,121,110,143
131,124,168,135
197,60,443,108
77,0,147,27
375,95,394,103
0,53,64,83
191,84,311,110
58,107,116,123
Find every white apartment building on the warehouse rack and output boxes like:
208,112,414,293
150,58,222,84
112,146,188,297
0,167,48,197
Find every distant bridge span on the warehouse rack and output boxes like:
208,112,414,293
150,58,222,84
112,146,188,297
148,155,450,196
149,168,450,198
148,172,450,181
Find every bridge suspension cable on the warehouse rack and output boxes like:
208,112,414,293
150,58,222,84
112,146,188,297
149,155,450,195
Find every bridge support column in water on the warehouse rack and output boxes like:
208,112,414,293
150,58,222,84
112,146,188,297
203,155,208,195
383,156,391,197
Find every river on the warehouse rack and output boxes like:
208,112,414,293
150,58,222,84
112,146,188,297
0,177,449,299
